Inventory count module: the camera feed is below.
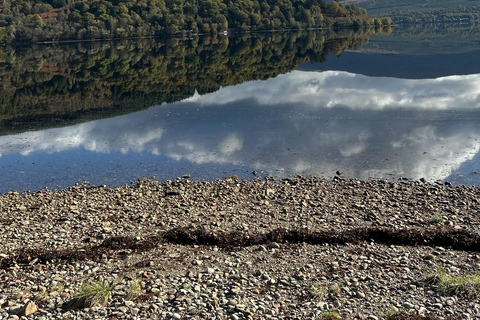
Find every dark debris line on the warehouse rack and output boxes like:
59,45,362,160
1,226,479,269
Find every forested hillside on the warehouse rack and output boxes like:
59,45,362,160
341,0,480,23
0,0,392,42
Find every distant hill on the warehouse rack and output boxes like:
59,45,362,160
340,0,480,23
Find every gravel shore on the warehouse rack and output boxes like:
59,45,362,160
1,176,479,319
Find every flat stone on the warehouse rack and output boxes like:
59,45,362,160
16,301,37,317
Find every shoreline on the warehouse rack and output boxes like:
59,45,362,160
1,176,478,319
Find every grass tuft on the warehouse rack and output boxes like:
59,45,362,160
428,216,445,225
420,267,480,299
126,278,143,301
380,306,412,319
309,283,341,299
73,279,113,308
309,284,328,299
321,310,342,319
329,283,341,295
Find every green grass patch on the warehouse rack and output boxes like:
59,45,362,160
322,310,342,319
309,283,342,299
428,215,445,226
380,306,413,319
309,284,328,299
126,278,143,301
420,267,480,299
73,279,115,308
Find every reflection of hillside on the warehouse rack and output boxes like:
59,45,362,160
362,23,480,55
0,29,380,135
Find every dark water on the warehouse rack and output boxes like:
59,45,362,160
1,26,480,193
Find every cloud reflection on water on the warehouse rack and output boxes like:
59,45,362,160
2,70,480,185
186,71,480,110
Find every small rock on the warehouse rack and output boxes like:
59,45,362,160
206,267,215,274
266,188,275,196
403,302,415,309
17,301,37,317
269,242,280,249
423,254,435,261
172,313,181,319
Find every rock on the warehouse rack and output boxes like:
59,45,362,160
269,242,280,249
172,313,181,319
131,308,140,315
192,260,203,265
419,307,428,315
402,302,415,309
165,190,181,196
266,188,275,196
181,174,191,179
423,254,435,260
16,301,37,317
206,267,215,274
257,245,267,252
364,210,378,221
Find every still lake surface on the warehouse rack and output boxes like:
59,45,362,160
1,24,480,193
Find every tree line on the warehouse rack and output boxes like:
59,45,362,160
0,0,393,42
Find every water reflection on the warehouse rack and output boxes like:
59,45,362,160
0,30,376,135
2,70,480,192
299,23,480,79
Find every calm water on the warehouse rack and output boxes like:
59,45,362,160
1,25,480,193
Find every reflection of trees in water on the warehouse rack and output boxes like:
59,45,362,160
0,29,381,133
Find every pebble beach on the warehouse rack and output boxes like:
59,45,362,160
1,176,480,319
